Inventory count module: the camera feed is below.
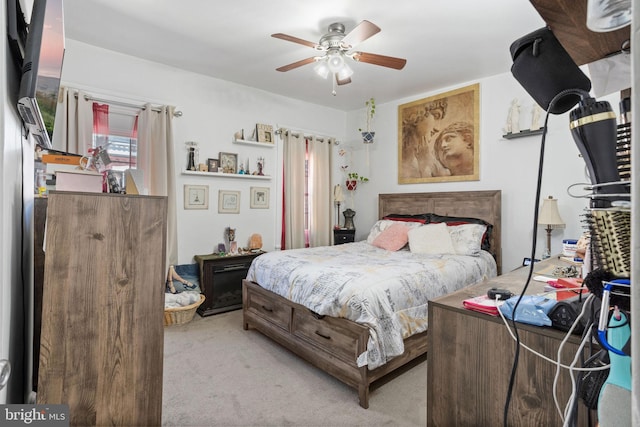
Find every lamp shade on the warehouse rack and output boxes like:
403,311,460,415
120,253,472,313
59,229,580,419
538,196,565,229
334,184,344,202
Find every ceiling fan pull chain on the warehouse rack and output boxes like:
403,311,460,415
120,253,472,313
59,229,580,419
332,76,337,96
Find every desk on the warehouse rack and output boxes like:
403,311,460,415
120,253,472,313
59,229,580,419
427,258,594,426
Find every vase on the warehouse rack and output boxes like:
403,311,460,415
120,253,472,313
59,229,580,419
345,180,357,191
361,131,375,144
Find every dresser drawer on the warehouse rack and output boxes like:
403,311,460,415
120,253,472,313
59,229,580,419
245,284,291,331
292,308,363,363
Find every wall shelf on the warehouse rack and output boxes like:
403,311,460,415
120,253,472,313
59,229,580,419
233,139,274,148
182,170,271,180
502,128,545,140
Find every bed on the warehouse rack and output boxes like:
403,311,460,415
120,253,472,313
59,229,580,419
242,190,502,408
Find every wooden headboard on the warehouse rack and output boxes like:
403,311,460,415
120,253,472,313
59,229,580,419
379,190,502,274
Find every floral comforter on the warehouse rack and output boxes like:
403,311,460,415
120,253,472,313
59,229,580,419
246,241,497,369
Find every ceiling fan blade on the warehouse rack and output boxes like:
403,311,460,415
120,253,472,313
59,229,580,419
352,51,407,70
276,57,316,72
271,33,318,49
341,20,381,49
336,75,352,86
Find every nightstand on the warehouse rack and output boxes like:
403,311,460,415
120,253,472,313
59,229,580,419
333,228,355,245
195,251,265,316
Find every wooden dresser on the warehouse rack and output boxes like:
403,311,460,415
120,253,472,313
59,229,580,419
427,257,594,426
37,191,167,426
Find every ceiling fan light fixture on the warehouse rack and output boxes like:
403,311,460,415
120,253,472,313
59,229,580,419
336,62,353,80
314,61,330,79
327,52,345,72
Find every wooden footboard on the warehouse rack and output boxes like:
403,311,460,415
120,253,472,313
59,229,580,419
242,279,428,408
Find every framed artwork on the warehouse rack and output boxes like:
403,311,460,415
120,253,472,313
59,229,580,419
184,185,209,210
250,187,270,209
218,190,240,214
207,158,219,172
398,83,480,184
256,123,274,144
219,152,238,174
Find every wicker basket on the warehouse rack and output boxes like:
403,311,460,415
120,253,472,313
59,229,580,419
164,294,205,326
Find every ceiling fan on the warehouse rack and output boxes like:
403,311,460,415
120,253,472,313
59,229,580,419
272,20,407,91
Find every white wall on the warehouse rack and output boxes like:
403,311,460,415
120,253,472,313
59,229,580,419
60,40,346,264
345,72,621,272
61,39,622,272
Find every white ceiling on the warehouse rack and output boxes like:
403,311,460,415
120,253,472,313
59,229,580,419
62,0,546,112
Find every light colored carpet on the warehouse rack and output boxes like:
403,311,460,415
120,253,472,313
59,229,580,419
162,309,427,427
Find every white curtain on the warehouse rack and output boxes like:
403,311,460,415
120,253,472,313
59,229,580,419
282,131,332,249
308,136,332,247
282,131,306,249
51,87,93,154
138,104,178,266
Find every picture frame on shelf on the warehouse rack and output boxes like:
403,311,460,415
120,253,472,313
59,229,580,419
219,152,238,174
207,158,219,172
256,123,274,144
250,187,270,209
218,190,240,214
184,185,209,210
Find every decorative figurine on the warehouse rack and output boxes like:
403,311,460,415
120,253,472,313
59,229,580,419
343,208,356,230
509,98,521,134
257,157,264,176
185,141,199,171
226,227,237,254
531,104,543,131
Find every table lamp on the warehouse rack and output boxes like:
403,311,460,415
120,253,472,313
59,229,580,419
538,196,565,258
334,184,344,228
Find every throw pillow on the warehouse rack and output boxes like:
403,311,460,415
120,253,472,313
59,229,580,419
408,223,456,254
367,219,422,244
448,223,487,256
372,223,410,251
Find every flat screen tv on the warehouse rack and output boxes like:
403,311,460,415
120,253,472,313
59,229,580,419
17,0,65,149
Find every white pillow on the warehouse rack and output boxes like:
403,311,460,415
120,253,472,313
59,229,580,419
367,219,422,244
408,223,456,254
448,223,487,256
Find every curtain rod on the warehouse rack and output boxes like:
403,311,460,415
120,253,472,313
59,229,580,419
275,127,339,145
77,93,183,117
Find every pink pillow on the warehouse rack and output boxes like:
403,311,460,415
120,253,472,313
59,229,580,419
372,223,410,251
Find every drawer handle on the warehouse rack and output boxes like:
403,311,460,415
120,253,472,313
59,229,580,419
215,264,247,272
315,331,331,340
261,305,273,313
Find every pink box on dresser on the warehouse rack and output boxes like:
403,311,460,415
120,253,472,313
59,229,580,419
55,170,103,193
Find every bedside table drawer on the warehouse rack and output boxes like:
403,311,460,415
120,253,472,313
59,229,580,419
333,229,355,245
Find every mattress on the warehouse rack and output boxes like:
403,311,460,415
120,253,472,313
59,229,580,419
246,241,497,369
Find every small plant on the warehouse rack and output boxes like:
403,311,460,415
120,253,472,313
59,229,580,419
347,172,369,183
358,97,376,132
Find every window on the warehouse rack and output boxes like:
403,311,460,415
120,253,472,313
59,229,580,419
90,103,139,190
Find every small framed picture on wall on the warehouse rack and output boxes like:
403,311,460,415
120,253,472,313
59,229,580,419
218,190,240,214
250,187,270,209
184,185,209,210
